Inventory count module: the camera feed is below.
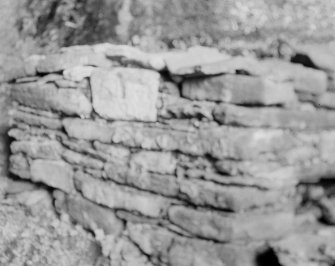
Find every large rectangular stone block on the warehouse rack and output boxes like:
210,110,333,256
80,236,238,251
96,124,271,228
90,68,160,122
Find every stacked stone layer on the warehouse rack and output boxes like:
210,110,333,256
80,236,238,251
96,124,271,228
7,44,335,266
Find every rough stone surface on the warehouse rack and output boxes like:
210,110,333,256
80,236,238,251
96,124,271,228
158,94,215,120
95,43,166,71
54,191,124,236
179,179,293,211
168,206,294,242
12,83,92,117
90,67,160,121
63,66,95,82
128,223,265,266
214,104,335,129
74,171,171,218
182,74,297,105
130,151,177,175
0,202,101,266
272,226,335,266
260,59,328,95
10,139,62,160
30,160,74,193
63,119,296,160
7,43,335,266
162,46,229,76
36,51,112,73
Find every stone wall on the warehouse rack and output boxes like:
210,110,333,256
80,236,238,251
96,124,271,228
7,44,335,266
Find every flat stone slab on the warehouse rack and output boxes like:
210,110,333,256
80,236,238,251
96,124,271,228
214,104,335,129
182,74,297,105
162,46,230,76
63,119,297,160
169,205,294,242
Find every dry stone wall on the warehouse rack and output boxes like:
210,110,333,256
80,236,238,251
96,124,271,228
7,44,335,266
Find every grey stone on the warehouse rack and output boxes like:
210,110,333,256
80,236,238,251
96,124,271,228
104,162,179,197
63,119,297,160
11,139,63,160
168,206,294,242
213,104,335,129
90,67,160,122
94,43,166,71
294,43,335,72
93,141,130,163
36,51,112,73
30,159,74,193
179,178,294,211
320,131,335,163
74,171,171,218
128,223,265,266
182,74,297,105
11,110,63,130
186,168,298,190
159,81,180,96
316,92,335,109
62,149,104,169
272,226,335,266
54,191,124,235
5,179,37,195
63,66,95,81
158,94,215,120
260,59,328,95
12,83,92,117
162,46,230,76
130,150,177,175
9,153,31,179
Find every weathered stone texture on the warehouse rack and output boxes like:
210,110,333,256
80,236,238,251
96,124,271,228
90,67,159,121
182,74,297,105
214,104,335,129
6,43,335,266
74,171,172,218
168,206,294,242
30,160,74,193
12,83,92,117
54,191,124,235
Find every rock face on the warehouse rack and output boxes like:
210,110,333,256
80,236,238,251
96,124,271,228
6,44,335,266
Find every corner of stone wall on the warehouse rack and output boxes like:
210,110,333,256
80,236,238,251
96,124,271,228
4,43,335,266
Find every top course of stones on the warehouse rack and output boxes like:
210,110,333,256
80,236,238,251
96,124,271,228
9,43,335,126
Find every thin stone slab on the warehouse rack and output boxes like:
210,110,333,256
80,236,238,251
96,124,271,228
12,83,92,117
168,206,294,242
182,74,297,105
163,46,230,76
213,104,335,129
